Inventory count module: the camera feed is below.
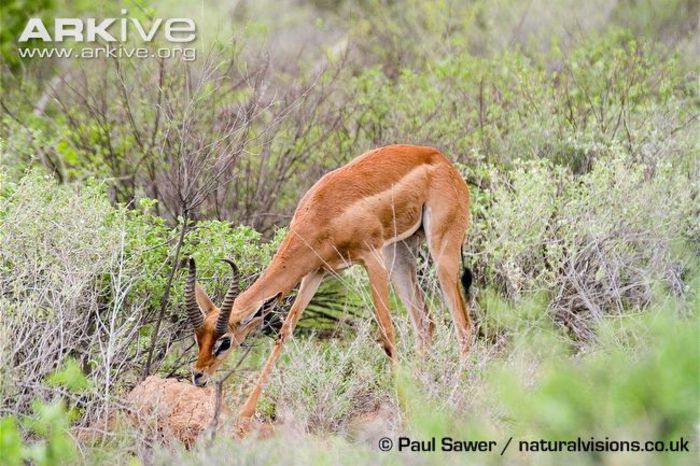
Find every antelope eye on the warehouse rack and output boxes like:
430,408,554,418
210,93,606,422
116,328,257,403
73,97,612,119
212,336,231,356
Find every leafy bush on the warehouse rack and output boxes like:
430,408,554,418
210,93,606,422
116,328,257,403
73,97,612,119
0,171,134,421
0,400,78,466
470,150,697,339
0,357,92,466
0,171,286,424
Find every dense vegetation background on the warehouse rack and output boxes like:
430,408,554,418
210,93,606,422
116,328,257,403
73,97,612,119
1,0,698,464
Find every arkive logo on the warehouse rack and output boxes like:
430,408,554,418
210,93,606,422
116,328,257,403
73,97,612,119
18,9,196,43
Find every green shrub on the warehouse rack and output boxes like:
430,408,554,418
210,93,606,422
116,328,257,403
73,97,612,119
0,357,91,466
469,149,697,339
0,170,286,424
0,402,78,466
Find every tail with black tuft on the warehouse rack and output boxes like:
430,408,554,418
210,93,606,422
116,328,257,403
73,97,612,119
461,266,473,300
460,245,473,299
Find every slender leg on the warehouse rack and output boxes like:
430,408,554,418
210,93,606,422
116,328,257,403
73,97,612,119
383,237,434,353
362,252,397,362
424,213,472,357
435,254,472,357
237,270,325,421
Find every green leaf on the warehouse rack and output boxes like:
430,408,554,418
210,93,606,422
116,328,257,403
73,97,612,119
46,358,90,393
0,416,24,466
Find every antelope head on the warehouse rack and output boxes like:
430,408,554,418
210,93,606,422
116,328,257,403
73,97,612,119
184,258,261,387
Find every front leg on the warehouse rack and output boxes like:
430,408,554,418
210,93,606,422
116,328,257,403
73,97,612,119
362,251,398,363
237,270,325,425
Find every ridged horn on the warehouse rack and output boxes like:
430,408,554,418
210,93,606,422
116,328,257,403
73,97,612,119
215,259,239,336
185,258,204,330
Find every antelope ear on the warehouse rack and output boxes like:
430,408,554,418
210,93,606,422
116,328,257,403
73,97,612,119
195,284,217,315
234,316,262,342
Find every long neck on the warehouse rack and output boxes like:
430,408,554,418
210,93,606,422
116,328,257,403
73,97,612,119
231,230,322,323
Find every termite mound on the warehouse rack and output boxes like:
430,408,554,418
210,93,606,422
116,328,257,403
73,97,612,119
124,375,230,447
75,376,276,447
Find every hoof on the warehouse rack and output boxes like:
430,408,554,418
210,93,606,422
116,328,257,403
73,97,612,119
234,417,252,439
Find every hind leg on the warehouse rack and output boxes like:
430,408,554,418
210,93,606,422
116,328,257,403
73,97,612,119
423,207,472,357
383,234,435,353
